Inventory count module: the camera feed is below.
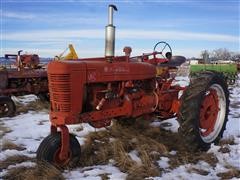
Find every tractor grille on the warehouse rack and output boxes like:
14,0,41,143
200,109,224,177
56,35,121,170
49,74,71,112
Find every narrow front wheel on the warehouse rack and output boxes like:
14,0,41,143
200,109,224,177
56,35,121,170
36,133,81,167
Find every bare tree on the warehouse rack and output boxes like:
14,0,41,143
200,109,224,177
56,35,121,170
200,50,210,63
212,48,231,60
231,53,240,61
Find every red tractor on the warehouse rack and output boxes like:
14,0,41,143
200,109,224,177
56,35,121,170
37,5,229,167
0,50,48,117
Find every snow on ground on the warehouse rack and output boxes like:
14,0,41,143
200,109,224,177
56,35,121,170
63,164,127,180
0,111,50,153
11,95,39,105
0,74,239,179
150,117,179,133
128,150,142,165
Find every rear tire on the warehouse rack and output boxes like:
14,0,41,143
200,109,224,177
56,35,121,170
0,96,16,118
36,133,81,167
178,71,229,151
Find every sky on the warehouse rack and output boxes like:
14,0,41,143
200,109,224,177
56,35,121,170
0,0,239,58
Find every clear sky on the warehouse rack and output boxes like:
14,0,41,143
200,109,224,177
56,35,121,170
0,0,239,58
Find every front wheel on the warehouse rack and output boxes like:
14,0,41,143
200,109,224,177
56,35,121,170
0,96,16,118
36,133,81,167
178,72,229,151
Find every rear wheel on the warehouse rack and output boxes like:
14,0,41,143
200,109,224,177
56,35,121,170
0,96,16,118
178,72,229,151
36,133,81,167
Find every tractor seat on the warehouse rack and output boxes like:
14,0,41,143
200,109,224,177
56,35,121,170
158,56,186,67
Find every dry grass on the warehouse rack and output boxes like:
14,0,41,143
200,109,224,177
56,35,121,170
0,152,59,179
99,173,110,180
79,119,168,179
0,155,33,170
1,106,237,179
3,161,64,180
187,167,209,176
217,167,240,179
1,139,26,151
0,122,12,138
229,101,240,109
168,151,218,170
77,117,226,178
219,137,236,146
15,100,49,114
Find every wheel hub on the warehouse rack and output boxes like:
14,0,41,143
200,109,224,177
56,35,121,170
200,89,219,136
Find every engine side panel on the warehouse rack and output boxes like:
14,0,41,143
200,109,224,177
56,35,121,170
86,61,156,82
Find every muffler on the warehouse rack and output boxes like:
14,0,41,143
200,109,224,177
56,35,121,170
105,4,118,60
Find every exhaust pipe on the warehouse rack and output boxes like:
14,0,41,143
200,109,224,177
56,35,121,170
17,50,23,71
105,4,118,59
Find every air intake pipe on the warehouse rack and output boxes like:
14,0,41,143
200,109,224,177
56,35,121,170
105,4,118,60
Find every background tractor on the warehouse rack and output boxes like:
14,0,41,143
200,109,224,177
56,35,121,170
37,5,229,167
0,50,48,117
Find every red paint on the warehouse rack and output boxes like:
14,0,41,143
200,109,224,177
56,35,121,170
200,89,219,136
47,51,184,164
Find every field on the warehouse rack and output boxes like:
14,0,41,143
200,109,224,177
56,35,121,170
0,74,239,180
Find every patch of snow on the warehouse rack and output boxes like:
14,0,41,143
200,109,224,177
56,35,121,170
7,161,36,169
109,138,115,143
150,118,179,133
209,143,240,170
153,160,229,180
172,76,190,87
63,164,127,180
128,150,142,165
68,123,106,145
157,157,170,169
0,149,34,161
169,150,177,155
1,111,50,152
12,95,38,105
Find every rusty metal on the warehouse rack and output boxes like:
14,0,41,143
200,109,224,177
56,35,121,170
0,51,48,117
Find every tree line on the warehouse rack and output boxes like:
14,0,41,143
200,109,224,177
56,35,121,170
200,48,240,62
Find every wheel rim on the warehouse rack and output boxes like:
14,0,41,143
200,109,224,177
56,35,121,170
53,148,72,166
199,84,226,143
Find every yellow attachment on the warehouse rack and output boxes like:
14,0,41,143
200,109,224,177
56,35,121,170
65,44,78,60
55,44,78,60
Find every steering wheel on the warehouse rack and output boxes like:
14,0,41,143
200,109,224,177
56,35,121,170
153,41,172,59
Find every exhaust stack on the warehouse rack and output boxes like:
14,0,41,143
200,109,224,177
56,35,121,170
105,4,117,59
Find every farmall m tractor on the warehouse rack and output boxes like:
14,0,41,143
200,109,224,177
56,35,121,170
37,5,229,167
